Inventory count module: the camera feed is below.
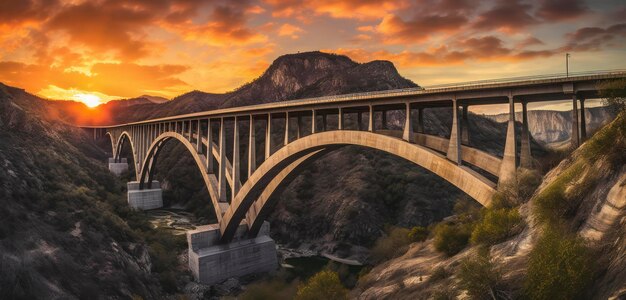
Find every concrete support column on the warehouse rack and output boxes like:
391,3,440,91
520,101,532,169
232,117,240,201
265,114,272,160
417,107,424,133
580,97,587,142
188,120,193,142
403,102,412,142
571,94,580,148
218,118,227,202
338,108,343,130
447,98,461,165
499,93,517,187
196,120,202,153
311,110,316,134
382,110,388,130
207,119,213,173
461,104,470,145
296,114,302,139
284,112,290,146
368,105,374,132
357,111,363,131
248,115,256,178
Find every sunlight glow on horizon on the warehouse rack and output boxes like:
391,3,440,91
73,93,102,108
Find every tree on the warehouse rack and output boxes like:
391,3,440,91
295,270,348,300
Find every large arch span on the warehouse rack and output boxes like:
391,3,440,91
211,130,498,243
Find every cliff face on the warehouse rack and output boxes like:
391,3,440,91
487,107,616,146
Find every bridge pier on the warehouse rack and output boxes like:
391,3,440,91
108,157,128,176
572,94,580,148
498,93,517,187
187,222,278,285
580,97,587,142
461,104,470,145
127,180,163,210
520,101,533,169
447,98,462,165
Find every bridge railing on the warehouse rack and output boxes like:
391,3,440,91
422,69,626,90
267,69,626,104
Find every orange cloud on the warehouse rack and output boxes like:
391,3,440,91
278,24,304,39
263,0,408,20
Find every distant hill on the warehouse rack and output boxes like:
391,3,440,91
486,107,616,148
37,51,418,125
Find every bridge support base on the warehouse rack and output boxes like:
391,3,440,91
187,222,278,285
127,181,163,210
108,158,128,176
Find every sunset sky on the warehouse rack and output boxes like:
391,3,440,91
1,0,625,107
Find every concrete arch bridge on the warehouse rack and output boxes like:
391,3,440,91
83,70,626,284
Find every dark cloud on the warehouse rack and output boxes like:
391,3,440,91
564,23,626,51
472,0,537,31
536,0,589,21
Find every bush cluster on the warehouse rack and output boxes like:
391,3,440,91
295,270,348,300
458,248,506,300
370,226,412,263
471,207,522,246
524,228,593,300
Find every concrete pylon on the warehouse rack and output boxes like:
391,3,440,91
218,118,227,202
248,115,256,177
580,97,587,142
461,105,470,145
571,94,580,148
265,114,271,160
447,98,462,165
284,112,290,145
416,108,424,133
207,119,213,173
368,105,374,132
311,110,316,134
499,94,517,187
232,117,240,201
296,115,302,139
520,101,533,169
338,108,343,130
381,110,388,130
196,120,202,153
403,102,412,142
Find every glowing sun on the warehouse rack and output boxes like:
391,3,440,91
74,93,102,108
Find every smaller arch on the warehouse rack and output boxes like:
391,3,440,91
138,132,225,222
114,131,139,179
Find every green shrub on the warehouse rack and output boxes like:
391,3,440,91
533,161,584,223
517,168,542,202
295,270,348,300
433,223,472,256
458,248,506,300
524,228,593,300
471,207,523,246
370,226,412,263
408,226,428,242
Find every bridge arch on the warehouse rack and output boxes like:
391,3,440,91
219,130,497,242
113,131,139,179
138,132,224,222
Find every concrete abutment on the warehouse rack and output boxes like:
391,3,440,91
127,180,163,210
187,222,278,285
108,157,128,176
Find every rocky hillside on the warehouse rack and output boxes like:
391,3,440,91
0,84,184,298
487,107,616,147
353,112,626,299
